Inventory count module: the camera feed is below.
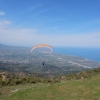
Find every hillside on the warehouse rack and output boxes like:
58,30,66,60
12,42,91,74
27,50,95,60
0,44,100,77
0,68,100,100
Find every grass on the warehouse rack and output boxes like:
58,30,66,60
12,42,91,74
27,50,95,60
0,74,100,100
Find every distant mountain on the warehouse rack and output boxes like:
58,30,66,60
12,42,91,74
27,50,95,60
0,44,100,76
0,43,10,47
0,43,4,46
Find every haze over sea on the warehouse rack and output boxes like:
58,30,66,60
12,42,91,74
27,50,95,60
54,47,100,62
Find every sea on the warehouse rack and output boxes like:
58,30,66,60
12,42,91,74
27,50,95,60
54,47,100,62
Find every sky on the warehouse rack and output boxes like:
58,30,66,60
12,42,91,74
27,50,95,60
0,0,100,47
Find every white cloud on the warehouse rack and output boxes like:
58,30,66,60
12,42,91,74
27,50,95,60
0,11,5,16
31,33,100,47
0,19,100,47
0,28,38,46
0,26,100,48
0,20,11,29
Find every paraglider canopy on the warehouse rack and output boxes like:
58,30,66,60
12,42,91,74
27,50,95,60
30,44,53,53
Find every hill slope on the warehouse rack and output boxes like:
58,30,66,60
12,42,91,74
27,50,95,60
0,73,100,100
0,44,100,76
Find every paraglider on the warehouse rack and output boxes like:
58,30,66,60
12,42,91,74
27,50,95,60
30,44,53,53
42,62,45,65
30,44,53,66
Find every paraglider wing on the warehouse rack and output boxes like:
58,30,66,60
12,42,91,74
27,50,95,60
30,44,53,53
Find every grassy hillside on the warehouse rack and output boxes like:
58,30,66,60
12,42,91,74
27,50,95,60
0,73,100,100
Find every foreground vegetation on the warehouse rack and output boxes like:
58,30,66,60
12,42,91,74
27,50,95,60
0,68,100,86
0,74,100,100
0,68,100,100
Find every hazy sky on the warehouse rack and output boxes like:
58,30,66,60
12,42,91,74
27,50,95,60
0,0,100,47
